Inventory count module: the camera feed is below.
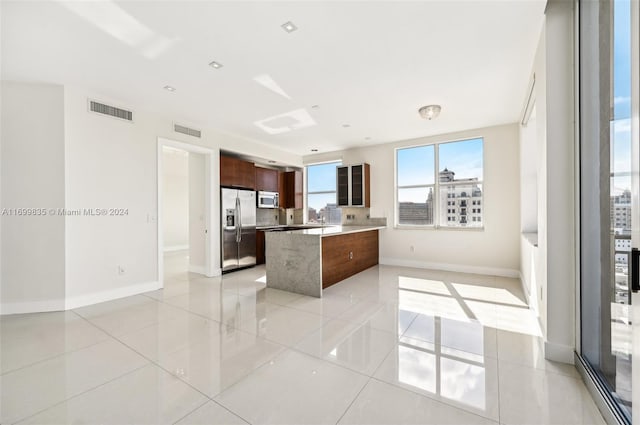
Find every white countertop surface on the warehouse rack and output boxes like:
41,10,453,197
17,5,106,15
271,225,385,237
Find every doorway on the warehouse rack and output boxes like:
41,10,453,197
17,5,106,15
157,138,217,287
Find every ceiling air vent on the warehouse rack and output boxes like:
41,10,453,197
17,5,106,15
88,100,133,122
174,123,201,138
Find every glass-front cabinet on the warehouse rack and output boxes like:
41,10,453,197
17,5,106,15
336,163,370,207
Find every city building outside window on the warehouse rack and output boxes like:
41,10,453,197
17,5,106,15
306,161,342,224
396,137,483,228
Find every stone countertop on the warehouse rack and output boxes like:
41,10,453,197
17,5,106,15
272,225,385,237
256,224,325,230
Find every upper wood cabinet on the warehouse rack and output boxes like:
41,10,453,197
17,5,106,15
279,170,303,209
336,163,370,207
255,167,279,192
220,155,255,189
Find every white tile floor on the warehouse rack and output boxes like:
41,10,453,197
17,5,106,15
0,251,606,425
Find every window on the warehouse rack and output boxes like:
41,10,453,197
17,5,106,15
396,138,483,228
306,161,342,224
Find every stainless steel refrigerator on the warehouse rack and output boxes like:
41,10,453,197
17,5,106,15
221,188,257,273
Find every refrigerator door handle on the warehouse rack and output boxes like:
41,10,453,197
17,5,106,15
236,197,242,242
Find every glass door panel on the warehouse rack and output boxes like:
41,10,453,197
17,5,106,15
580,0,636,422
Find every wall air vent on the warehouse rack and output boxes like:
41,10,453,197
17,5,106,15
88,100,133,122
174,123,202,138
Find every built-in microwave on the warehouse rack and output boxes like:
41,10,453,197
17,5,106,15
257,191,279,208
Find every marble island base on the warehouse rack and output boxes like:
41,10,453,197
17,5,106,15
265,226,383,298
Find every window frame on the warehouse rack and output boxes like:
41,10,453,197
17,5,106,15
305,160,342,224
395,137,484,230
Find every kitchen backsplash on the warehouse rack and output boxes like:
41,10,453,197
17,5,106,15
257,208,304,226
279,208,303,225
256,208,280,226
341,207,387,226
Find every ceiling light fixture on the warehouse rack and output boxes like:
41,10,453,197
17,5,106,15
418,105,441,120
311,148,318,152
163,85,176,92
342,124,351,128
311,105,319,109
268,160,276,164
281,21,298,33
209,61,223,69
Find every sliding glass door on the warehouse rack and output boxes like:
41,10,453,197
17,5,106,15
579,0,638,423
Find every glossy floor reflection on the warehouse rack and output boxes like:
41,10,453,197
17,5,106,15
0,252,605,424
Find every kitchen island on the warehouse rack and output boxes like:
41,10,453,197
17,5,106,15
265,225,385,297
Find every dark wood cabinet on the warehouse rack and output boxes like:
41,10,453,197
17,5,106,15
256,230,265,264
279,170,302,209
255,167,279,192
336,164,370,207
321,230,379,288
220,155,255,189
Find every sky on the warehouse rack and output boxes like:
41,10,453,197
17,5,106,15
308,161,341,193
307,161,341,210
612,0,632,195
398,138,483,203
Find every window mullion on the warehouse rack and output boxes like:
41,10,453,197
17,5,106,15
434,143,440,228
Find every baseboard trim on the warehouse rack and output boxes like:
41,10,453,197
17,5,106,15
208,268,222,277
163,245,189,253
379,257,520,278
519,271,532,305
544,341,575,364
189,264,206,275
0,299,66,315
65,281,161,310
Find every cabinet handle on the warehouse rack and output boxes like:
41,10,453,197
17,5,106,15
349,251,353,260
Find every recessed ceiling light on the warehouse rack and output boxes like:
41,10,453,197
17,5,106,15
311,105,319,109
342,124,351,128
281,21,298,33
163,85,176,92
209,61,223,69
311,148,318,152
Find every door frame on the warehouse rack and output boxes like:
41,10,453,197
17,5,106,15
157,137,218,287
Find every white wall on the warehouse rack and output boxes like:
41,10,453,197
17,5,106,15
542,0,576,363
518,0,576,364
62,84,301,308
1,81,66,313
1,81,302,313
188,152,206,272
162,148,189,251
305,123,521,276
519,27,547,325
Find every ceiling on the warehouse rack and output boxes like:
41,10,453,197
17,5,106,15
1,1,546,156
